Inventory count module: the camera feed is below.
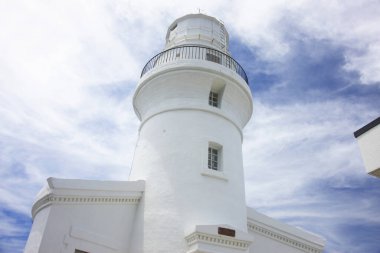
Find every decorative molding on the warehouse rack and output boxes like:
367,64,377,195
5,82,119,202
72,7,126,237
247,222,323,253
32,193,141,219
185,231,251,251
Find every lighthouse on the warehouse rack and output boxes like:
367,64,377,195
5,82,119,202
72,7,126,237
129,13,253,252
24,13,325,253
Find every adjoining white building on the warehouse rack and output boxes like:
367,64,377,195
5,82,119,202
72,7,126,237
354,117,380,178
24,13,325,253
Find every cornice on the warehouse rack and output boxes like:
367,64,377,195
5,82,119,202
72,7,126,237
185,231,251,251
247,221,323,253
32,193,141,219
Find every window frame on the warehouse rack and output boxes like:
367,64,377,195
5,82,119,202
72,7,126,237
209,91,219,107
201,142,227,181
208,147,219,170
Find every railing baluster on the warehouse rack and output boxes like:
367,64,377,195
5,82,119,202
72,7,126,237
140,45,248,85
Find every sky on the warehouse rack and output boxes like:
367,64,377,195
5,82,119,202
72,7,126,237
0,0,380,252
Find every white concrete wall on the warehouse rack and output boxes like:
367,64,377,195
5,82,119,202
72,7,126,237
24,179,144,253
130,13,253,251
134,65,252,129
38,204,138,253
24,207,50,253
356,124,380,177
130,109,248,251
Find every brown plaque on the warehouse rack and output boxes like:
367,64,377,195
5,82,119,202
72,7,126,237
218,227,236,237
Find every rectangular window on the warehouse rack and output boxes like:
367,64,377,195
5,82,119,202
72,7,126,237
209,91,218,107
208,147,219,170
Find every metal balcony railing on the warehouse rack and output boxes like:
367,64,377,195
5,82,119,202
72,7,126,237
140,45,249,85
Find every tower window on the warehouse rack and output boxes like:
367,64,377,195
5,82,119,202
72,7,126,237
209,91,219,107
208,147,219,170
202,142,226,180
209,79,225,108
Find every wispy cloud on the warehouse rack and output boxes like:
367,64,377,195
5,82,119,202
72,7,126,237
0,1,379,252
225,0,380,86
0,207,31,253
234,2,380,252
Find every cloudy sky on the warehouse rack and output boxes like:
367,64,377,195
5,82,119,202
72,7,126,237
1,0,380,252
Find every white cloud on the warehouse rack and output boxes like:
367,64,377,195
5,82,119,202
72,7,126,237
344,43,380,84
243,98,376,207
0,0,143,215
0,1,379,252
293,1,380,85
215,0,380,85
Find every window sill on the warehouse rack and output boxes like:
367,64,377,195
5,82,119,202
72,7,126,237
201,169,228,181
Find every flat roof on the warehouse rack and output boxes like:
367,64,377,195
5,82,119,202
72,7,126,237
354,117,380,138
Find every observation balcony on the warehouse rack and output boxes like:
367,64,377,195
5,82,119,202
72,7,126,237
140,45,249,85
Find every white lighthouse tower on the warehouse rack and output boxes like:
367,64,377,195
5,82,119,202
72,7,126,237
24,13,326,253
129,13,253,252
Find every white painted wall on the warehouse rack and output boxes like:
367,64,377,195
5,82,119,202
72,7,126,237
41,204,136,253
24,178,144,253
356,124,380,177
134,67,252,128
24,207,50,253
130,14,253,253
